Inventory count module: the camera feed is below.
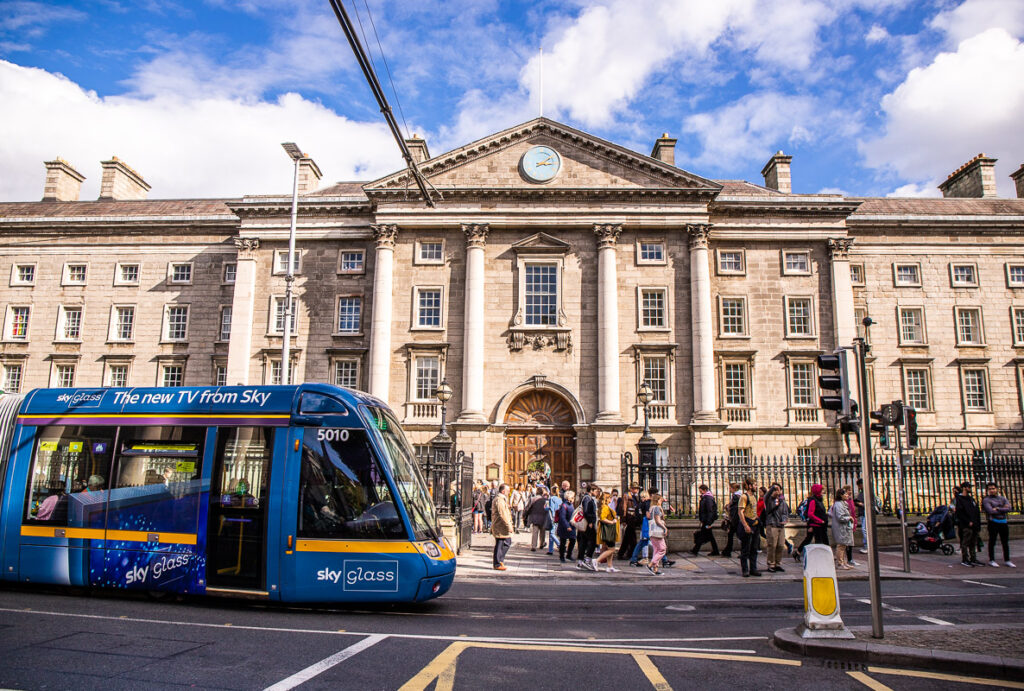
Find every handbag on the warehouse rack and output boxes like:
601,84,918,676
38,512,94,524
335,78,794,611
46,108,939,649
600,521,617,544
650,522,666,539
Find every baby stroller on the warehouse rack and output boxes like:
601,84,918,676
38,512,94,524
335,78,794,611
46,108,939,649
908,504,956,555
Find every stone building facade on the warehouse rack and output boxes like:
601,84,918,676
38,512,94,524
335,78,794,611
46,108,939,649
2,119,1023,487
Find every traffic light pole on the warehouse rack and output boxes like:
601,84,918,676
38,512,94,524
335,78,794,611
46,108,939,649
894,411,911,573
854,336,884,638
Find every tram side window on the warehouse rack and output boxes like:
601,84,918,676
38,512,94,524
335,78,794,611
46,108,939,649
299,428,406,540
107,426,206,536
25,426,114,526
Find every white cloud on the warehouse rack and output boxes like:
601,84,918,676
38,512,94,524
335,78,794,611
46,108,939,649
865,24,889,43
930,0,1024,45
888,182,942,197
861,28,1024,197
0,60,403,202
0,2,84,38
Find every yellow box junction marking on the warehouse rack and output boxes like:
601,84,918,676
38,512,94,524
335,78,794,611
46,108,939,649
633,653,673,691
868,666,1024,689
847,671,893,691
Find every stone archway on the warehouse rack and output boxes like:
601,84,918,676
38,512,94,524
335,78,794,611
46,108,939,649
503,389,576,489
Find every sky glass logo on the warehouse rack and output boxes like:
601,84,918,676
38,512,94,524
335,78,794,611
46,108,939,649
316,560,399,592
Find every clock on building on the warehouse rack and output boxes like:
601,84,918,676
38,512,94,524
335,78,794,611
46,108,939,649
520,145,561,183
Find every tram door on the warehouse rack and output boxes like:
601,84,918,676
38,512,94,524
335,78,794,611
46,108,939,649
206,427,274,591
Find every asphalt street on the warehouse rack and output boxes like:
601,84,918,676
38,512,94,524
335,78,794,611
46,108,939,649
1,575,1023,690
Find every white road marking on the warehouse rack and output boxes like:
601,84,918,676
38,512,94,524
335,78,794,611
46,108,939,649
855,599,905,612
665,605,696,611
916,616,954,626
963,579,1007,589
264,634,387,691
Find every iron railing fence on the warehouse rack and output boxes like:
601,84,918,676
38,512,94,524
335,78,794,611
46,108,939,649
623,453,1024,518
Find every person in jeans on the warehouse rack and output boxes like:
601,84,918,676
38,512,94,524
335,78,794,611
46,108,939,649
556,490,577,563
629,490,652,566
690,485,720,556
763,483,789,572
955,482,982,566
736,477,761,577
576,484,601,571
982,482,1015,568
546,489,563,555
490,483,513,570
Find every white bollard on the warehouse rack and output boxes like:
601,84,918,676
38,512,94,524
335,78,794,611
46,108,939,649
800,543,854,639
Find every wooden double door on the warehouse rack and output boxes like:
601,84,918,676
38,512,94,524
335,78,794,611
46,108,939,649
504,431,575,489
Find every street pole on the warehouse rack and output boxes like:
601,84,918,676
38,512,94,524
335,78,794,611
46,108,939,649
281,143,302,386
854,334,884,638
894,404,911,573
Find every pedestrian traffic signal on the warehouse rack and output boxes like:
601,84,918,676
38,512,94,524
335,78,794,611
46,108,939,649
817,352,851,417
883,399,904,426
905,406,918,449
870,406,892,450
839,401,860,435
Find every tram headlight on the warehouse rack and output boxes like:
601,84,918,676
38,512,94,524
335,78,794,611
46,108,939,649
423,542,441,559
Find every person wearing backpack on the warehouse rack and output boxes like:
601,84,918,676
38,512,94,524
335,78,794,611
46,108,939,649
795,484,829,562
736,476,762,577
720,482,741,558
690,485,720,556
576,484,601,571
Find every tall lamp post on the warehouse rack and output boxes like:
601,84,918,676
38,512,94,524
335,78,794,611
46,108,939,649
430,381,454,511
280,142,303,386
636,382,657,491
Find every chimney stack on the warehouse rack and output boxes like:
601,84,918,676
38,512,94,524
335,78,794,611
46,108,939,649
99,157,150,200
651,133,676,166
42,158,85,201
1010,164,1024,199
297,155,322,195
761,151,793,194
938,154,998,198
405,134,430,165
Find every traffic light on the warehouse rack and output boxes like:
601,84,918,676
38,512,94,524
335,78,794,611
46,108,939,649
905,407,918,448
870,405,892,450
883,400,904,426
817,352,851,416
839,401,860,435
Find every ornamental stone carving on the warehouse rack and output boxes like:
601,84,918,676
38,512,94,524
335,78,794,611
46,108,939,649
371,223,398,249
233,236,260,259
828,237,855,261
462,223,490,248
507,330,572,352
686,223,711,250
593,223,622,249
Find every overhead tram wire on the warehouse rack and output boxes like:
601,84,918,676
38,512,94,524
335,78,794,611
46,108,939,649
327,0,437,207
353,0,410,140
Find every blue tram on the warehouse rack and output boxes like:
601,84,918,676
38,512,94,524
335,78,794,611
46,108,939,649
0,384,455,602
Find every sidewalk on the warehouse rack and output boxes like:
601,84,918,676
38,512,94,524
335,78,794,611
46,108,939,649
453,530,1024,583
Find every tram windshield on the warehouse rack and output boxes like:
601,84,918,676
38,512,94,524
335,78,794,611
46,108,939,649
363,406,440,541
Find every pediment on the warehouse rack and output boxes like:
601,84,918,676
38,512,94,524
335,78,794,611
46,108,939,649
364,118,721,201
510,232,571,255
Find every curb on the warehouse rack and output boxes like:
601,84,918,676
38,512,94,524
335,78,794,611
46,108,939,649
772,626,1024,680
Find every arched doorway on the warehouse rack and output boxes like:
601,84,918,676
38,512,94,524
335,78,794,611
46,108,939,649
503,390,576,488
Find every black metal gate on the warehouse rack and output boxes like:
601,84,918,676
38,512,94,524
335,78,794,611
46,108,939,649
456,451,474,554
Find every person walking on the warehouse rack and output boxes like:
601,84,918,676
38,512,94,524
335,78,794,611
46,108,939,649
829,488,854,570
472,484,486,533
617,483,642,560
576,484,601,571
690,485,720,556
595,491,620,572
843,484,859,566
647,493,669,575
546,489,563,555
490,483,513,571
525,487,548,552
763,483,789,572
982,482,1015,568
736,477,761,577
721,482,741,558
955,482,983,566
556,490,577,563
510,484,526,533
629,490,652,566
854,479,868,554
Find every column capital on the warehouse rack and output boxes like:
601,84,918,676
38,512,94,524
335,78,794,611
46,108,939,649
371,224,398,249
233,236,260,259
461,222,489,249
593,223,622,249
686,223,711,250
827,237,854,261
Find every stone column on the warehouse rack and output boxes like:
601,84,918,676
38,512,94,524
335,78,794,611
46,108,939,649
594,223,622,422
226,238,259,384
688,224,718,423
459,223,489,422
829,238,858,392
368,224,397,402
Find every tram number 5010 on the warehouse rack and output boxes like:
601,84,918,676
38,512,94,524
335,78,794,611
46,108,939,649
317,428,350,442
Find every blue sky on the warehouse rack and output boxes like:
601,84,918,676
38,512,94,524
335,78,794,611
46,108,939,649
1,0,1022,201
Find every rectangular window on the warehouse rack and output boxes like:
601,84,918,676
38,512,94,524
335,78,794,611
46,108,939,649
269,360,283,385
642,356,668,402
271,297,298,334
55,364,75,388
161,365,184,387
905,368,930,410
718,250,745,274
951,263,978,287
414,356,440,401
58,306,82,341
850,264,864,285
724,363,748,407
164,305,190,341
338,250,365,274
336,297,361,333
728,448,752,477
638,241,665,264
219,306,232,341
116,263,140,285
786,297,814,337
7,306,30,340
222,262,237,284
23,425,115,526
112,306,135,341
525,264,558,326
214,365,227,386
790,362,815,407
169,262,192,284
107,364,129,388
1013,307,1024,346
640,288,666,328
898,307,925,345
1008,264,1024,288
797,447,819,463
334,360,359,388
3,364,23,393
963,369,988,411
894,263,921,287
417,241,444,264
64,263,87,285
955,307,983,345
274,250,301,274
783,251,810,275
415,288,442,328
12,264,35,286
720,297,746,336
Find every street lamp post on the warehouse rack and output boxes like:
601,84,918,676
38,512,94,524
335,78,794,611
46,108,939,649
429,381,454,512
280,142,303,386
636,382,657,491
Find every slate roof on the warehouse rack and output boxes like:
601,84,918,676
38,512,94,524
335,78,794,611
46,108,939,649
309,182,368,198
849,197,1024,216
0,199,237,218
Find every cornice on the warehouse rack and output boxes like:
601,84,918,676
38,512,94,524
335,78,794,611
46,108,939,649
366,186,718,203
710,198,861,217
229,200,371,218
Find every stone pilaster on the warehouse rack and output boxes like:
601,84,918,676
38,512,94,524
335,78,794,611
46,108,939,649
226,237,259,385
594,223,622,422
828,237,859,401
368,224,397,402
688,223,718,424
460,223,489,422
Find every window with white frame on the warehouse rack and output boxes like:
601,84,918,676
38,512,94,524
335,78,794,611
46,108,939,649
5,306,30,341
164,305,190,341
57,306,82,341
336,296,361,333
415,288,443,329
63,263,87,285
782,250,810,275
524,263,558,326
855,307,868,340
413,356,440,401
955,307,984,345
2,363,23,393
1007,264,1024,288
416,240,444,264
642,355,668,403
723,362,749,407
898,307,926,345
785,297,814,337
637,241,666,264
273,250,301,275
728,448,752,476
270,296,298,335
797,447,819,463
719,297,747,336
904,367,931,410
219,306,232,341
1013,307,1024,346
11,264,35,286
107,364,129,388
161,364,184,387
639,288,667,329
168,262,192,284
338,249,365,274
222,262,237,284
950,263,978,287
790,361,815,407
333,359,359,389
717,250,745,275
850,264,865,286
111,305,135,341
269,360,283,385
116,263,140,285
962,368,988,411
894,263,921,287
54,363,75,388
214,364,227,387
